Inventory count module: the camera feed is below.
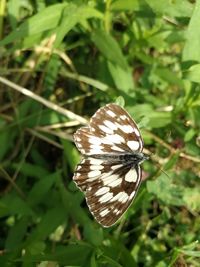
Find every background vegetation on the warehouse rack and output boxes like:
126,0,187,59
0,0,200,266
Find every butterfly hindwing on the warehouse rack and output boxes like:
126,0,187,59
73,157,141,227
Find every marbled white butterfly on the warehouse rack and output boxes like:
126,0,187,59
73,103,148,227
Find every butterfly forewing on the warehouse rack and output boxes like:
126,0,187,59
74,104,143,155
73,103,146,227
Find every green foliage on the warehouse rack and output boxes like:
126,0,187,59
0,0,200,266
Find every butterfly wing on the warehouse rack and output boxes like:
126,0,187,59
74,104,143,155
73,157,141,227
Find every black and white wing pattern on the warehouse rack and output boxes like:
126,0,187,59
73,103,147,227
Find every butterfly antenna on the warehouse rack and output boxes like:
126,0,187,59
147,151,170,178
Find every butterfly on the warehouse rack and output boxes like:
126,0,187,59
73,103,148,227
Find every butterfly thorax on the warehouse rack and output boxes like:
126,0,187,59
87,152,148,165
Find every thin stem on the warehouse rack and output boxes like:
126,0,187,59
0,76,88,125
144,130,200,163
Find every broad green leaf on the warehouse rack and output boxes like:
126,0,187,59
27,206,66,243
111,0,140,11
115,96,125,107
154,68,183,88
62,139,80,171
128,104,153,120
184,128,196,142
0,3,67,46
24,244,93,265
147,111,171,128
183,64,200,83
5,217,28,250
7,0,21,29
92,30,129,70
183,0,200,61
108,61,134,91
54,5,103,47
183,187,200,212
0,201,10,218
146,174,185,206
27,171,60,206
146,0,193,17
12,162,49,179
2,195,33,217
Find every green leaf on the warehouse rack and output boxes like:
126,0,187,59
183,64,200,83
183,187,200,212
62,139,80,171
92,30,129,70
27,206,66,243
146,0,193,17
115,96,125,107
184,128,196,142
183,0,200,61
54,5,103,47
146,174,185,206
0,3,67,46
24,244,93,265
111,0,140,11
154,68,183,88
5,217,28,250
2,195,33,217
12,162,49,179
108,61,134,91
147,111,171,128
27,171,60,206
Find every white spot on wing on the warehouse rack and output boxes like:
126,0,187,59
76,165,81,171
104,120,118,130
95,187,110,196
87,158,103,165
129,190,136,199
134,128,141,137
99,192,113,203
90,165,104,171
127,140,140,150
103,174,118,185
111,192,129,203
113,208,120,215
125,168,138,182
89,136,102,145
88,170,101,178
120,115,127,120
99,125,113,134
104,134,125,144
100,208,110,217
109,178,122,187
117,124,133,133
75,172,80,177
111,164,122,170
89,148,104,154
107,110,116,117
111,145,124,152
87,177,99,182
